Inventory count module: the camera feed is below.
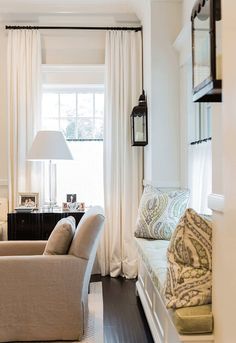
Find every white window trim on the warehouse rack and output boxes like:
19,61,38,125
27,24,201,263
41,64,105,73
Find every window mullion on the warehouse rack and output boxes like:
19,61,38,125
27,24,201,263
42,86,104,141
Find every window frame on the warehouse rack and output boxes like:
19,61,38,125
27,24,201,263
191,102,212,143
42,84,104,142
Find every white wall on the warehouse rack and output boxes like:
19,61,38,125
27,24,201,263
42,65,105,85
129,0,152,181
135,0,182,187
212,2,236,341
41,30,105,65
149,1,182,187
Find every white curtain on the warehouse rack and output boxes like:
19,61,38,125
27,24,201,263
7,30,42,210
188,140,212,214
98,30,143,278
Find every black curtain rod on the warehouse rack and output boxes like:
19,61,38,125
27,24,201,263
5,25,142,32
190,137,212,145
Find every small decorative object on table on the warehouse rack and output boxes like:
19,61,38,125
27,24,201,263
62,195,85,212
79,202,85,211
15,192,39,212
62,202,69,211
68,202,77,211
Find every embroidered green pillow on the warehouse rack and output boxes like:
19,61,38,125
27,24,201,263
165,208,212,309
134,185,190,240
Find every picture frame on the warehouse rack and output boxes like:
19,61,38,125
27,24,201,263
18,192,39,208
62,202,69,211
66,194,77,203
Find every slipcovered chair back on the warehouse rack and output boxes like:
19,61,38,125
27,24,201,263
0,198,8,222
68,206,105,329
0,198,8,240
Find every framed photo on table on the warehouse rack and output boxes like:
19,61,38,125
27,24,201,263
18,193,39,208
66,194,77,203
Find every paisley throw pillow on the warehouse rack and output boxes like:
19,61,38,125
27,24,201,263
134,185,190,240
165,208,212,309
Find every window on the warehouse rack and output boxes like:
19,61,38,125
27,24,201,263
188,103,212,214
42,85,104,207
192,103,212,143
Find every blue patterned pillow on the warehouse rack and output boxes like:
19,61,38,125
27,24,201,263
134,185,190,240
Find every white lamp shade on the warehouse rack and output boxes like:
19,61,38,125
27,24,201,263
27,130,73,160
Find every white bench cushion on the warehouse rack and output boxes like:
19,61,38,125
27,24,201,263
135,237,169,298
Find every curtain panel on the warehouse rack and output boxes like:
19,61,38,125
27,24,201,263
188,140,212,215
99,30,143,278
7,30,42,210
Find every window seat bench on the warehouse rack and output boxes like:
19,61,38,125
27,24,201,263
135,238,214,343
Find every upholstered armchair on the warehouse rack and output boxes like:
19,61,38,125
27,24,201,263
0,198,8,240
0,206,104,342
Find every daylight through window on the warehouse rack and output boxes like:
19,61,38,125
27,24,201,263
42,86,104,207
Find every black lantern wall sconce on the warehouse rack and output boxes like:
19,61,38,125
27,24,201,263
130,90,148,146
130,29,148,147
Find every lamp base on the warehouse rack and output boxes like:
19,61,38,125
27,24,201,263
43,201,58,211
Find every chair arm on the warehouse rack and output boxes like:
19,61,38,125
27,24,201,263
0,240,47,256
0,255,88,342
0,255,87,305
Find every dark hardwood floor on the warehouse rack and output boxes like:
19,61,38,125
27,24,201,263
101,276,154,343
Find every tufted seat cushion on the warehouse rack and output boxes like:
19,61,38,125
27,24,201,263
173,304,213,334
135,237,169,297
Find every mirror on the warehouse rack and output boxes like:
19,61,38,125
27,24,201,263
191,0,222,102
193,1,211,88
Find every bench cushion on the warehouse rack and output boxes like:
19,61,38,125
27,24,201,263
135,237,213,335
173,304,213,334
135,237,169,296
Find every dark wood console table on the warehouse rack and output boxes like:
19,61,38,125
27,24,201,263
7,210,85,240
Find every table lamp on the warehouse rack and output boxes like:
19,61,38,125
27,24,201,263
27,130,73,209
